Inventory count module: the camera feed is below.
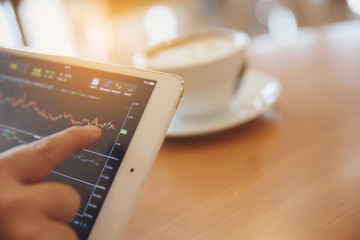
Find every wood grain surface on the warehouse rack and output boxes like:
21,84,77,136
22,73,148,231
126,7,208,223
122,21,360,240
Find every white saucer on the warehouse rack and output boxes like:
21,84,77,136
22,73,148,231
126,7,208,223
166,70,281,137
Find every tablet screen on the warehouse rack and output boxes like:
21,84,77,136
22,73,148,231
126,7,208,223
0,52,156,239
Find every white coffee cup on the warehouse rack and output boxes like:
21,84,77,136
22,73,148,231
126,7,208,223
133,28,249,118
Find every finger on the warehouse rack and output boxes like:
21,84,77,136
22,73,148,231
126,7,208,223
1,125,101,183
8,216,79,240
28,182,81,222
43,219,79,240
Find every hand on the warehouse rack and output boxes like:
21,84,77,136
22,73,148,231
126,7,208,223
0,126,101,240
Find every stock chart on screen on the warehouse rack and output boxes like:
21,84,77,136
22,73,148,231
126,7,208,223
0,52,156,239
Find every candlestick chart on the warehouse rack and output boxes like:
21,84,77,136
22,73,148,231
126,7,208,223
0,91,115,130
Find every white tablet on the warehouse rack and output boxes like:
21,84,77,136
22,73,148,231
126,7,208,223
0,46,183,240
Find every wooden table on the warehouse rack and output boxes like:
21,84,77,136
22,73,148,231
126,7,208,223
122,21,360,240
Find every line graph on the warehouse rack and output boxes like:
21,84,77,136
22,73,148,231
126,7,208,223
0,92,115,130
72,153,100,166
53,150,107,185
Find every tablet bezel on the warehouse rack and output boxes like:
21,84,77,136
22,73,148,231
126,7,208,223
0,46,184,239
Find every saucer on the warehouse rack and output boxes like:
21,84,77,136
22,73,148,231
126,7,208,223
166,70,281,137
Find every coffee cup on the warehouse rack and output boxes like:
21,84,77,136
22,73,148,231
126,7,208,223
133,28,249,119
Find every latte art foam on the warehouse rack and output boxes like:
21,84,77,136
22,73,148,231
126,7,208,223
146,34,237,68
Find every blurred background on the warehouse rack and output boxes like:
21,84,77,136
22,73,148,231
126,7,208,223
0,0,359,65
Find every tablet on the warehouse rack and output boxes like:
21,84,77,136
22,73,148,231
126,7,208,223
0,46,183,240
